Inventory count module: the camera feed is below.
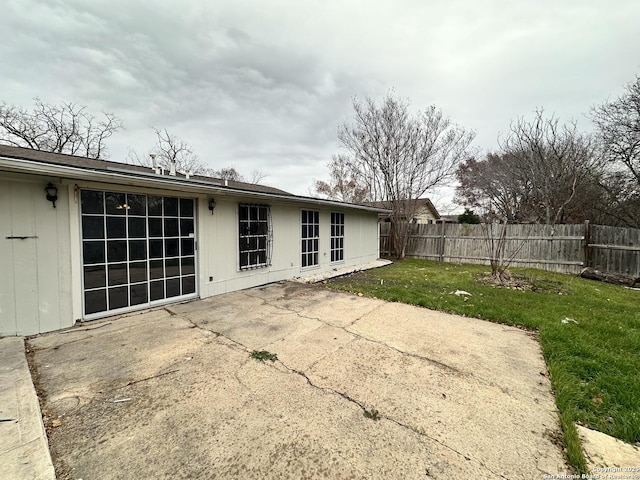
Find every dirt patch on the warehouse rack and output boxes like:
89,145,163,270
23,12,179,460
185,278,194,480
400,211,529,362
24,342,45,402
476,273,570,294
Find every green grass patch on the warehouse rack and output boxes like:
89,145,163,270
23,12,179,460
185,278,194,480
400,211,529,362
326,259,640,468
363,408,381,421
250,350,278,362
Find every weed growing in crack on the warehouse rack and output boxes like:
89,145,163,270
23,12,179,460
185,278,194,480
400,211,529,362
363,408,381,421
250,350,278,362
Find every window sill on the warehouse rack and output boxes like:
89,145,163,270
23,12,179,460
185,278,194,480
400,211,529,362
300,264,321,271
239,264,269,272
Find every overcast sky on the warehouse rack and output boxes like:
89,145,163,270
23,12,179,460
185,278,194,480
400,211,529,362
2,0,639,212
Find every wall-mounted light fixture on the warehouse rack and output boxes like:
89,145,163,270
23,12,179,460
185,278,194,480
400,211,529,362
208,198,216,214
45,182,58,208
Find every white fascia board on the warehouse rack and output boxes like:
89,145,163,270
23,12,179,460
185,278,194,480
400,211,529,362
0,156,389,214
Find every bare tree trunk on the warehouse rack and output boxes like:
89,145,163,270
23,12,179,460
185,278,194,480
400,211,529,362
481,221,529,283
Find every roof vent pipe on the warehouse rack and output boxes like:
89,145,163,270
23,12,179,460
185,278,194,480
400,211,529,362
224,178,228,187
169,159,176,176
149,153,159,174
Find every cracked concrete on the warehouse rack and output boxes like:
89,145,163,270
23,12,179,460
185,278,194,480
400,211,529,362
28,281,569,479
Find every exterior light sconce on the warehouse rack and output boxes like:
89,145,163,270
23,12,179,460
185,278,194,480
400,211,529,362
208,198,216,214
45,182,58,208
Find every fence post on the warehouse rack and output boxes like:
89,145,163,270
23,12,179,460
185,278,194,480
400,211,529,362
439,220,446,262
583,220,590,269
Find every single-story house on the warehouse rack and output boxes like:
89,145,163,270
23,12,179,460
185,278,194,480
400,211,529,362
0,145,386,336
366,198,440,224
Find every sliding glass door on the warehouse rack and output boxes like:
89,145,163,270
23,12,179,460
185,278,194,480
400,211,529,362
81,189,197,317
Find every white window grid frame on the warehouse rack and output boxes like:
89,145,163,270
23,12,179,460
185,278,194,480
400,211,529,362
80,189,197,318
301,209,320,268
330,212,345,263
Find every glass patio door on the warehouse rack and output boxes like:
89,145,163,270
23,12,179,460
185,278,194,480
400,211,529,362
80,189,197,317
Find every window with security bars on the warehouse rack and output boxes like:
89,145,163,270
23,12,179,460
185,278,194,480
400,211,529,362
239,204,270,270
301,209,319,267
330,212,344,262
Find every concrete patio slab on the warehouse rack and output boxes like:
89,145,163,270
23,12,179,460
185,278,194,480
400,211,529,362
349,303,551,399
26,281,570,479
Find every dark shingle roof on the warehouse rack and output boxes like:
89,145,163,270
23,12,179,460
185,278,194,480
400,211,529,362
0,145,393,213
0,144,292,196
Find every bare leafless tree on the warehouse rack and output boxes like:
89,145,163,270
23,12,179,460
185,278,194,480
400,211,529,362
590,75,640,226
130,130,266,184
151,127,205,174
594,170,640,228
313,154,371,203
338,92,475,258
482,221,511,283
247,170,267,184
129,128,215,176
211,167,267,184
591,75,640,187
476,199,534,282
456,153,535,223
0,98,122,158
498,109,600,225
212,167,243,181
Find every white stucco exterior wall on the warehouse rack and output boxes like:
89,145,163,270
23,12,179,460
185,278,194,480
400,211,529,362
0,174,73,336
1,171,381,336
197,196,380,298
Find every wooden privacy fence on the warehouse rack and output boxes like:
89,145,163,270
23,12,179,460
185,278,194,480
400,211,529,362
380,222,640,277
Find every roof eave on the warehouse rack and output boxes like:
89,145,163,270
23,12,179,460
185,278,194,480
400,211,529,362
0,156,389,213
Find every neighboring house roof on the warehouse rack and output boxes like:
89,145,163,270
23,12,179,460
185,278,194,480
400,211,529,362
0,145,389,213
364,198,440,220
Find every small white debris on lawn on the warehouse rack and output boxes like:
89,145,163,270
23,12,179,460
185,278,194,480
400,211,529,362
454,290,472,296
561,317,578,324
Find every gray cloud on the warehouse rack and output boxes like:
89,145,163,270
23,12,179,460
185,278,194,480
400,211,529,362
2,0,639,207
